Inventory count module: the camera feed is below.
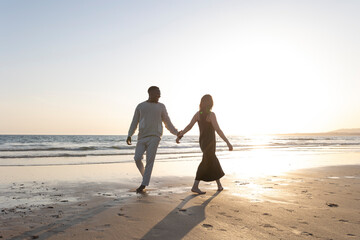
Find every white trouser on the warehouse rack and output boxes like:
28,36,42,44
134,136,161,186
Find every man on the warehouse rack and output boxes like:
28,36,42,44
127,86,181,193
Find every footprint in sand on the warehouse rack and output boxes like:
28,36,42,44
117,213,130,218
339,219,349,223
301,231,313,236
299,221,309,225
326,203,339,207
202,224,213,229
234,181,249,186
218,211,232,218
347,234,356,237
94,224,111,232
263,213,272,216
261,224,275,228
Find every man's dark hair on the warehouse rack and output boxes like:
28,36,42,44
148,86,160,94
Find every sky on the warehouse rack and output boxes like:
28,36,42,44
1,0,360,135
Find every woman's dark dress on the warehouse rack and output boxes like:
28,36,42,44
195,113,225,181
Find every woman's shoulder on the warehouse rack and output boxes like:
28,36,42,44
205,112,216,122
209,111,216,118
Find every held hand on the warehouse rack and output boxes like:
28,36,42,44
126,136,132,145
177,130,184,138
176,130,184,144
228,143,233,151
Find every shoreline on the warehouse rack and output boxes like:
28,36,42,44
1,163,360,239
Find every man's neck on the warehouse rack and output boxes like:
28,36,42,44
147,99,158,103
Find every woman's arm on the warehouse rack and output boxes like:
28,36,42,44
209,112,233,151
176,112,199,143
181,112,199,135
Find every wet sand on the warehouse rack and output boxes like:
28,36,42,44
1,163,360,239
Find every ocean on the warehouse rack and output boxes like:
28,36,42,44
1,135,360,168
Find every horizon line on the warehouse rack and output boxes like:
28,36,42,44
1,129,360,136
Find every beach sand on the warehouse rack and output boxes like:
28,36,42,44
1,162,360,239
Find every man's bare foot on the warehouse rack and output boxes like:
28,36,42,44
136,185,146,194
191,188,206,194
217,187,224,191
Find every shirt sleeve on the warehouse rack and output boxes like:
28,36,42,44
128,105,140,137
161,104,178,136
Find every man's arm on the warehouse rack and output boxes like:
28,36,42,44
161,105,178,136
127,106,140,145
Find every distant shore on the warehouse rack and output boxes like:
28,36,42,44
277,132,360,136
276,128,360,136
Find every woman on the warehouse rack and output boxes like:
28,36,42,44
177,94,233,194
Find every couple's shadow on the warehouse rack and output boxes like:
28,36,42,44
141,191,220,240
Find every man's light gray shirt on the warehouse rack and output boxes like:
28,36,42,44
128,101,178,139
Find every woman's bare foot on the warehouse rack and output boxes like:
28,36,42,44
191,188,206,194
216,180,223,191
